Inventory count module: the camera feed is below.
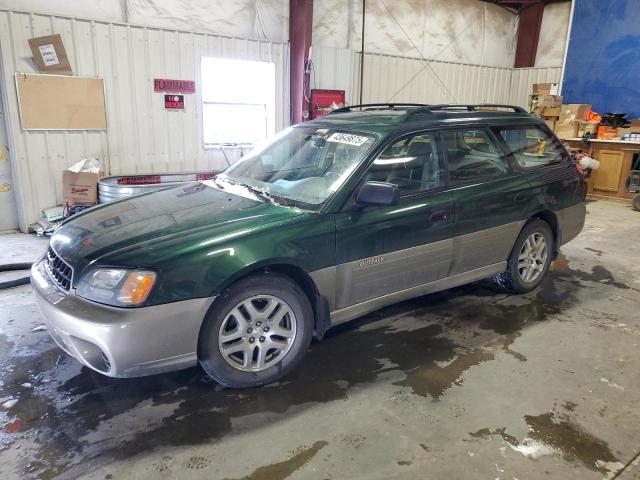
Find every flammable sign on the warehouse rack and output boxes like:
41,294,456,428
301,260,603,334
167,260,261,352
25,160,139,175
164,94,184,110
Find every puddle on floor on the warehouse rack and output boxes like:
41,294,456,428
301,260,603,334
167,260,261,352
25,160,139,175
469,412,622,476
222,440,328,480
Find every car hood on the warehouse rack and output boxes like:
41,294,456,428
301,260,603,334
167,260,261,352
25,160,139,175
49,182,304,273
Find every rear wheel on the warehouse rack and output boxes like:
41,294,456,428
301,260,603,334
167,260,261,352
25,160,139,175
198,273,313,388
493,219,553,294
633,193,640,212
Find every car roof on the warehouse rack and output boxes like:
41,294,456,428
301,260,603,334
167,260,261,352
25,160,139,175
302,104,544,136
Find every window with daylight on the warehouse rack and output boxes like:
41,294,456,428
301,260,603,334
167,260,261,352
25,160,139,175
201,57,275,146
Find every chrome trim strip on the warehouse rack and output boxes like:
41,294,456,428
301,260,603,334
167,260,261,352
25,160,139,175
328,262,506,326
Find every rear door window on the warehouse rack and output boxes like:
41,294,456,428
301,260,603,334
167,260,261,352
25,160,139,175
495,125,566,169
442,128,511,185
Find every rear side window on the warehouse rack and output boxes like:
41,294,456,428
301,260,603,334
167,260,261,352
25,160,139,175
442,129,510,185
496,126,565,169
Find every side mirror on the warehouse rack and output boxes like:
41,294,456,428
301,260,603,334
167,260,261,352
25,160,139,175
356,181,399,206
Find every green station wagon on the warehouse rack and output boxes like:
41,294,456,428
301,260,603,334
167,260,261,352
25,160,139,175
31,104,586,388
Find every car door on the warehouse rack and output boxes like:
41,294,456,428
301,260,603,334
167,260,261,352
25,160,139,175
333,131,455,309
442,127,531,275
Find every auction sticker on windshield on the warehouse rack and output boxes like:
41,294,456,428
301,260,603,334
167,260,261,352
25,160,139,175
327,132,369,146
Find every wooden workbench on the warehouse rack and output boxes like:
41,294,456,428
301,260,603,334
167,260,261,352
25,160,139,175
565,138,639,200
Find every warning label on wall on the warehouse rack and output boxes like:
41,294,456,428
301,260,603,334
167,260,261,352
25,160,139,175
164,94,185,110
154,79,195,93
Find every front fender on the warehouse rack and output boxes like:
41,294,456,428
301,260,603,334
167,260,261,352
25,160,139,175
146,213,336,305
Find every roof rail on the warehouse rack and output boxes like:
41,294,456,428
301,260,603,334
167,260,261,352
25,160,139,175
326,103,430,115
414,104,528,114
325,103,528,117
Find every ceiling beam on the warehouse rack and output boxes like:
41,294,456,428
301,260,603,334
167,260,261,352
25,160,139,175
289,0,313,124
514,0,544,67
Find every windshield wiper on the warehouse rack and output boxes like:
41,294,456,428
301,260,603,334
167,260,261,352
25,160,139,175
212,176,229,191
241,183,275,204
213,175,277,204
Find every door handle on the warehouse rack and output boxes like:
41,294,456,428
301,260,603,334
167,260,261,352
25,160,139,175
429,210,448,223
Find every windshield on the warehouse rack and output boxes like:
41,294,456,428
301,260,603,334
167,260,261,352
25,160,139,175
219,126,377,208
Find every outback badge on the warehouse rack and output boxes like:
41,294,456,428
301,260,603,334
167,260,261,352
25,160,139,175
359,256,385,267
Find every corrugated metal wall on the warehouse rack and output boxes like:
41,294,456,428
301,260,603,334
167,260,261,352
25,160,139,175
310,45,354,96
0,10,289,231
355,53,515,105
312,48,561,110
509,67,563,109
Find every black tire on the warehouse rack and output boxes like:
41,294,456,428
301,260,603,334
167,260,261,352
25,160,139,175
0,263,32,290
633,193,640,212
493,220,553,294
198,272,313,388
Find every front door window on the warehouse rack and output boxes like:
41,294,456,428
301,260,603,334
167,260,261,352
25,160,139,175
364,132,445,195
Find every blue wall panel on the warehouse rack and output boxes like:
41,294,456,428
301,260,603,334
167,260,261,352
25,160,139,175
563,0,640,118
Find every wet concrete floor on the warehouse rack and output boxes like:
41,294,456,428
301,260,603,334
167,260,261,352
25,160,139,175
0,199,639,479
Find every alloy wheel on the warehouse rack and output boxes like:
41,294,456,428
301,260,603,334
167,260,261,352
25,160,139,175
218,295,297,372
517,232,548,283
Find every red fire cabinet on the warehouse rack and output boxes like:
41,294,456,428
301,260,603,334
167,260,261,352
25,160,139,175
309,89,346,119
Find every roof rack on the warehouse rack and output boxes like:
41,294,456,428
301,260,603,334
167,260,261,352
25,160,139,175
326,103,430,115
326,103,527,117
416,104,527,113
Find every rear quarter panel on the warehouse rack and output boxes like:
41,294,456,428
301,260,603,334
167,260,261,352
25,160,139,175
523,162,587,245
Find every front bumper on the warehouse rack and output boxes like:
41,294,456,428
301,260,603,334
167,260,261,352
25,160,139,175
31,259,216,377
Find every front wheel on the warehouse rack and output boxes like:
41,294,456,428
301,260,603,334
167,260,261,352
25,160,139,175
493,219,553,294
198,273,313,388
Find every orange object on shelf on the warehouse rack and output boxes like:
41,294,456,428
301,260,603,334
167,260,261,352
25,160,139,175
597,125,618,139
587,111,602,122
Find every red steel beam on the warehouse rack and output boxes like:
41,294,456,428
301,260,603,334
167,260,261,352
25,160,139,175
514,0,545,67
289,0,313,124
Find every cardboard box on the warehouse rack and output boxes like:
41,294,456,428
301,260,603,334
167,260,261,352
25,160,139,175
576,121,599,137
533,83,560,95
529,95,563,109
617,127,632,138
28,34,72,75
559,104,591,123
555,121,579,139
544,117,557,132
63,170,101,206
597,125,618,140
543,106,561,117
630,119,640,134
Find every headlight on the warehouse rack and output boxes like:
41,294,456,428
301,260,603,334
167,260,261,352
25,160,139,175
76,268,157,306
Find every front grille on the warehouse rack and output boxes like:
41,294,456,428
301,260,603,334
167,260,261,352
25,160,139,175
44,247,73,292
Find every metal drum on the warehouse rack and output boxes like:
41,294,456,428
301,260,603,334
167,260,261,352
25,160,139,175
98,172,218,204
